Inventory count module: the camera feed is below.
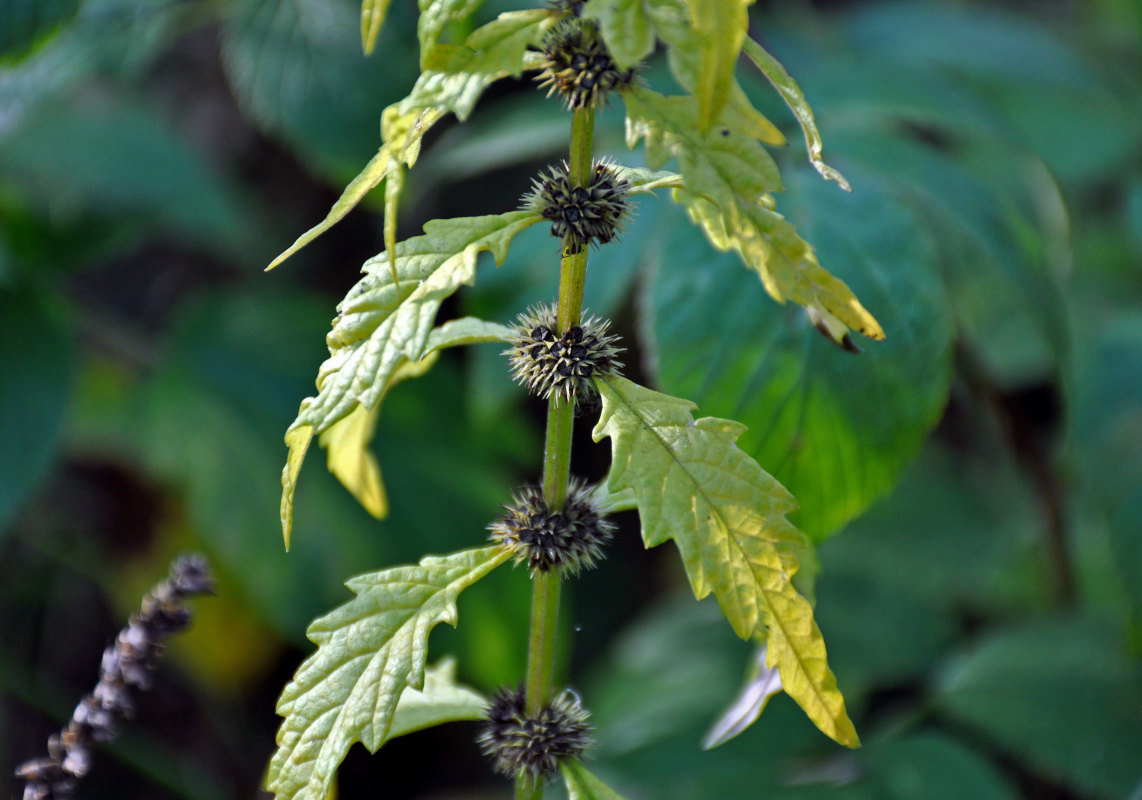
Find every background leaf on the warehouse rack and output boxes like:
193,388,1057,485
645,169,953,539
0,0,82,62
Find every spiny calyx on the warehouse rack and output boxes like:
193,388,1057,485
488,478,615,576
525,159,630,253
505,303,623,403
478,686,592,781
537,16,634,111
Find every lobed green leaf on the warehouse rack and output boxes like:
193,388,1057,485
591,375,858,747
688,0,749,132
278,212,535,547
416,0,484,68
266,546,509,800
581,0,656,69
387,657,489,740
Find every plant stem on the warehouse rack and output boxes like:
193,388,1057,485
516,106,596,800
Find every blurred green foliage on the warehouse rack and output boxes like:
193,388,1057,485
1,0,1140,799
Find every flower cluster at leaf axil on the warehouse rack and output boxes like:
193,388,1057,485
489,478,615,576
537,15,635,111
525,159,631,252
478,686,592,781
505,303,623,403
16,555,213,800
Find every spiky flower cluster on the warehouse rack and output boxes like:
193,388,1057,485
505,304,623,404
478,687,592,781
538,17,633,111
489,478,615,575
16,555,213,800
525,159,630,253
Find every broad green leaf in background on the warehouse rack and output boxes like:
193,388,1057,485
360,0,392,55
591,374,858,747
687,0,749,132
266,546,510,800
0,0,81,61
741,36,850,191
0,289,75,537
934,617,1142,800
623,86,882,342
221,0,418,176
386,657,488,739
646,171,952,539
280,214,537,546
563,760,629,800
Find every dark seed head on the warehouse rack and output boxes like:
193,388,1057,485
504,303,624,403
478,686,593,783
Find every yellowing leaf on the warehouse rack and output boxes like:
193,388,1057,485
591,375,859,747
562,760,629,800
276,212,529,546
417,0,485,68
388,657,489,740
624,85,883,341
688,0,749,131
266,547,509,800
360,0,393,55
319,404,388,521
742,36,850,191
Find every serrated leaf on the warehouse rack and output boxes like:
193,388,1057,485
401,9,550,122
591,375,858,747
417,0,484,68
267,147,393,271
277,210,531,548
742,36,850,191
581,0,656,69
562,760,628,800
688,0,748,131
388,657,489,740
360,0,392,55
266,546,509,800
624,85,882,341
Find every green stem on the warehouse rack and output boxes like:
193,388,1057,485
516,106,596,800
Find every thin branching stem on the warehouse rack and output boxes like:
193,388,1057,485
517,106,596,800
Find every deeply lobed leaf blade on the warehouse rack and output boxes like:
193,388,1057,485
266,547,509,800
591,375,858,747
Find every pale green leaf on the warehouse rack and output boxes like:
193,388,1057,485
266,547,509,800
267,147,392,271
703,644,782,749
360,0,392,55
624,85,882,341
387,657,489,740
417,0,484,68
562,760,628,800
401,9,550,123
742,36,850,191
320,403,387,522
616,166,685,195
591,375,858,747
688,0,749,131
276,211,534,546
581,0,656,69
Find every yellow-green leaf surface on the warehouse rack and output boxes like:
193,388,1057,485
276,213,529,548
266,547,509,800
417,0,484,68
581,0,656,69
387,657,488,740
401,9,550,123
360,0,392,55
688,0,749,131
591,375,859,747
742,36,850,191
562,760,628,800
624,86,883,340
